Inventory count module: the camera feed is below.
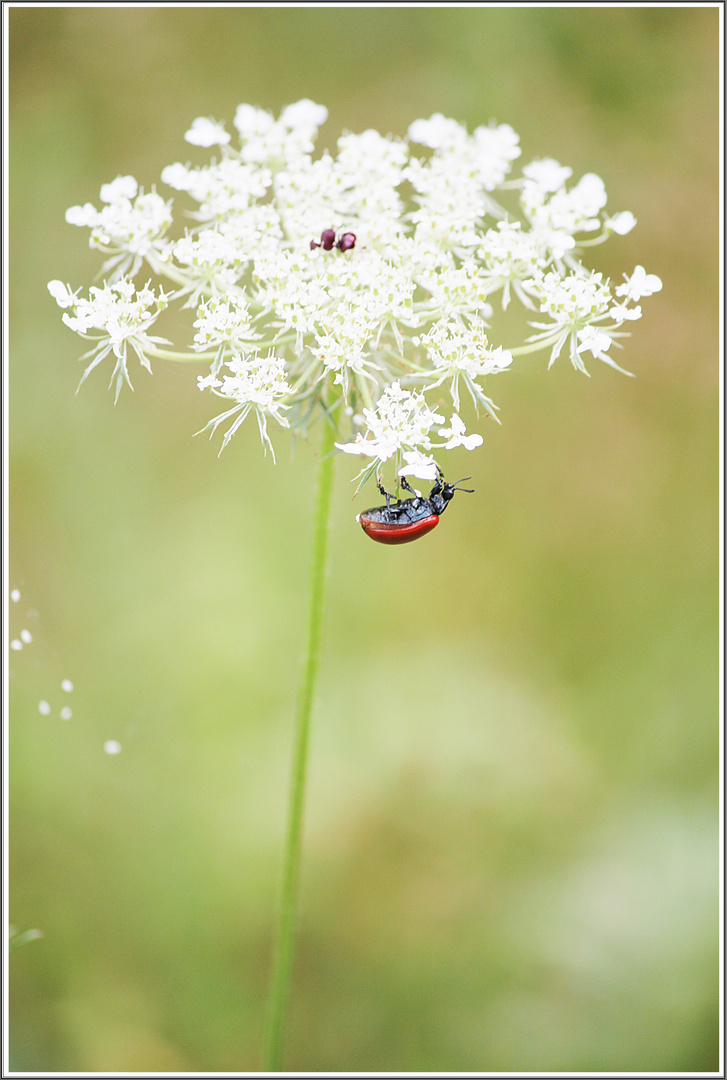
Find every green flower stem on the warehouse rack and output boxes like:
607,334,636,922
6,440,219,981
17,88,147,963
508,335,561,356
147,348,214,362
9,929,43,953
263,414,337,1073
149,335,302,364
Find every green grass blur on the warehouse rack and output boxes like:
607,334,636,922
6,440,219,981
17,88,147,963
9,7,719,1073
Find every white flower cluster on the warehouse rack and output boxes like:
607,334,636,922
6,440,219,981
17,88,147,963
49,100,661,485
64,176,173,280
48,277,170,400
197,351,292,459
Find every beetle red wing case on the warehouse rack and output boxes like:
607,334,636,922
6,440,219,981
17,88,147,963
358,514,440,545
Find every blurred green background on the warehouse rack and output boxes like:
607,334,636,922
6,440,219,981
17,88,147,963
9,6,720,1074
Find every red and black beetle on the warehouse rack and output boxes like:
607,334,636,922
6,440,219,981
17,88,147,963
357,474,473,545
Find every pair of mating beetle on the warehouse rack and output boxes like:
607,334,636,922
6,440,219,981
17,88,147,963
358,472,473,545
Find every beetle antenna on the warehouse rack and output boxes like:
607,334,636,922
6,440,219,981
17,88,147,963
452,476,474,493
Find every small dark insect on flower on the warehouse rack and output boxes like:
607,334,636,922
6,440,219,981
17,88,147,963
310,229,356,252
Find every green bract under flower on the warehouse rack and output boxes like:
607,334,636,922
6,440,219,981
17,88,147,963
49,99,661,486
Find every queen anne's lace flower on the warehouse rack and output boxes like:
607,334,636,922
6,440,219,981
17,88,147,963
234,99,328,167
478,221,548,309
49,277,169,400
335,382,444,462
184,117,232,148
615,265,664,303
197,351,292,459
192,293,261,375
526,268,652,375
50,100,661,491
161,158,272,221
65,177,173,280
418,317,512,415
606,211,637,236
438,414,484,451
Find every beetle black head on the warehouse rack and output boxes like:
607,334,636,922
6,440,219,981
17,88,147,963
430,476,474,514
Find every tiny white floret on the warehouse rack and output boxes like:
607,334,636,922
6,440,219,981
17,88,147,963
65,203,99,227
48,281,77,308
606,211,637,235
185,117,232,147
100,175,139,203
438,415,484,451
577,325,613,357
398,451,439,481
522,158,573,192
615,266,663,302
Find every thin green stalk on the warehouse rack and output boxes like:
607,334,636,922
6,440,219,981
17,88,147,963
263,416,337,1072
508,334,561,356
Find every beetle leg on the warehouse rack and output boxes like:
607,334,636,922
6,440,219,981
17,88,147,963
376,480,392,510
399,475,417,497
428,465,444,499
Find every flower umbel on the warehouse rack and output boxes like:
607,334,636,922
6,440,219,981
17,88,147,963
196,351,292,459
49,277,170,400
50,100,661,482
65,176,173,281
336,381,444,462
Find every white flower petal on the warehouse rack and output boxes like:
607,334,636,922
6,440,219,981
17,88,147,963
185,117,231,147
48,280,76,308
398,452,439,481
100,175,139,203
607,211,637,235
65,203,98,227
